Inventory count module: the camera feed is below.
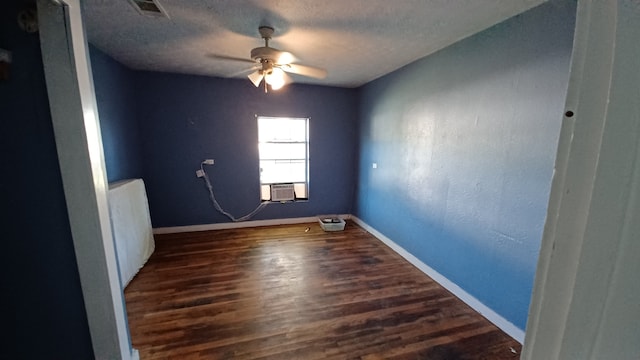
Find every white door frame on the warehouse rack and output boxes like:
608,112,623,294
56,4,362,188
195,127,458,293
523,0,640,358
37,0,136,359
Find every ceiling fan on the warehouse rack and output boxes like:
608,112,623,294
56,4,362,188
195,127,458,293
211,26,327,92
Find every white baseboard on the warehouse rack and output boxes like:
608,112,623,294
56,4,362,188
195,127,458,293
153,214,350,234
350,216,525,344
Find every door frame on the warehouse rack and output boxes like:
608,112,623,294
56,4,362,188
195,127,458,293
37,0,136,358
523,0,640,358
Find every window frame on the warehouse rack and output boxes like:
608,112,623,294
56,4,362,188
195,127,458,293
257,116,310,202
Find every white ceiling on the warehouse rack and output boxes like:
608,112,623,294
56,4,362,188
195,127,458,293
83,0,546,88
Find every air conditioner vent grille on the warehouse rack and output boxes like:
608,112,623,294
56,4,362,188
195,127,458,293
271,184,295,202
129,0,169,18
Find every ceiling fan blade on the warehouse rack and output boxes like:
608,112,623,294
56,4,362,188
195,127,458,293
247,70,263,87
228,64,260,78
281,63,327,79
207,54,256,64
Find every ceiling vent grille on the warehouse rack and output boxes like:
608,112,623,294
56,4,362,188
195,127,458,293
129,0,169,18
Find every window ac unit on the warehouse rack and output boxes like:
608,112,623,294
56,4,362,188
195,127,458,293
271,183,295,201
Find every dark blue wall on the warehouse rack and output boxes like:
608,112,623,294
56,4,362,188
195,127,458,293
90,45,142,182
134,72,358,227
355,1,575,330
0,2,93,358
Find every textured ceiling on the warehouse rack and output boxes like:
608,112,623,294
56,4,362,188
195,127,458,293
83,0,546,88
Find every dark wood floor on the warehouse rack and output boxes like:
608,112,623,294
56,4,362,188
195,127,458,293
125,221,521,359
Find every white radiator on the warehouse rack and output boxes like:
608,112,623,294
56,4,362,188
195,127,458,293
108,178,155,289
271,183,295,201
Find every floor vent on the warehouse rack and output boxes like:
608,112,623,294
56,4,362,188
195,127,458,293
129,0,169,18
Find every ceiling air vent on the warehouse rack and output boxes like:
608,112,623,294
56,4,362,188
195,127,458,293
128,0,169,18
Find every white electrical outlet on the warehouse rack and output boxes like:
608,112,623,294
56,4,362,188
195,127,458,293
195,169,205,178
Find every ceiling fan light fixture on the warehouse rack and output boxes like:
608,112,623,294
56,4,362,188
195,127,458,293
276,52,295,65
265,68,285,90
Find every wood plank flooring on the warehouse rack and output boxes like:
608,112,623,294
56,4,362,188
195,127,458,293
125,221,521,359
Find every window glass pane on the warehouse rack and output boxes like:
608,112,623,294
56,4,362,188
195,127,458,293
260,184,271,201
260,160,306,184
294,183,307,199
258,117,307,142
258,143,306,160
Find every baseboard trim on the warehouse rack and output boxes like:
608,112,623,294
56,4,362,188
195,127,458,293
350,216,525,344
153,214,351,234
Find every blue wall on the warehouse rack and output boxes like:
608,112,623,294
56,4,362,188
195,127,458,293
355,1,575,330
134,72,358,227
90,45,143,182
86,0,576,332
0,2,93,358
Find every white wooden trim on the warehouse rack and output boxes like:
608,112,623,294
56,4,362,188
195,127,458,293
522,1,611,356
523,1,640,358
38,0,135,358
154,215,351,234
351,216,525,343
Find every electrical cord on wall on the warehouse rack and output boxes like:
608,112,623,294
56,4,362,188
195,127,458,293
199,161,269,222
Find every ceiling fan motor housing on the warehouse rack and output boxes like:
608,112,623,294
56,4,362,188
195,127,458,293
258,61,274,75
250,47,281,62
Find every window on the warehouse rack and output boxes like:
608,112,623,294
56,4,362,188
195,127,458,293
258,116,309,201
